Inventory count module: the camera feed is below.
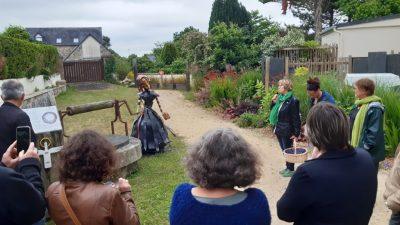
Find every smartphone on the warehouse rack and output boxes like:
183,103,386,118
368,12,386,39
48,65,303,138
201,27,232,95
16,126,31,153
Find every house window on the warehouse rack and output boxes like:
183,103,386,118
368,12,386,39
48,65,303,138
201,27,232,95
73,38,79,43
56,38,62,44
35,34,42,42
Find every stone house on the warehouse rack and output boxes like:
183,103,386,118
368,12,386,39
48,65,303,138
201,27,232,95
26,27,112,62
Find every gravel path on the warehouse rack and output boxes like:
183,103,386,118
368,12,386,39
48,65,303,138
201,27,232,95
156,90,391,225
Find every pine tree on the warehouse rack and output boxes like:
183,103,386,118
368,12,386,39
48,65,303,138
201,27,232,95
209,0,251,30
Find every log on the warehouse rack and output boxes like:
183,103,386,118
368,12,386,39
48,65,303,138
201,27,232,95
66,100,115,115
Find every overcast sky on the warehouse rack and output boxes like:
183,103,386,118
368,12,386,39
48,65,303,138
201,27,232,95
0,0,300,56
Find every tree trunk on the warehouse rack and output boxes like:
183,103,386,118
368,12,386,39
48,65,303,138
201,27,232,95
314,0,324,43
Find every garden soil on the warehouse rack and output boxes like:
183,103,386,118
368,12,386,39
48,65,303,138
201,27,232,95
155,90,391,225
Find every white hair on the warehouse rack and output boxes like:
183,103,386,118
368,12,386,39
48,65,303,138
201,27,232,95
1,80,25,101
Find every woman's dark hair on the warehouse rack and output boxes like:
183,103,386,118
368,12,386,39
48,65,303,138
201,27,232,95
185,128,261,189
59,130,116,182
306,103,353,151
307,77,320,91
355,78,375,96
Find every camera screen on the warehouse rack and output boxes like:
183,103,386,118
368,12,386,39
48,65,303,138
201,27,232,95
16,128,30,152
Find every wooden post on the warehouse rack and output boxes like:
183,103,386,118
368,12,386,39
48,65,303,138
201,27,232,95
348,55,353,74
285,56,289,78
265,57,270,93
185,63,191,91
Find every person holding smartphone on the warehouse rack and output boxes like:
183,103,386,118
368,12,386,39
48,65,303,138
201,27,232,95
0,80,35,157
0,141,46,225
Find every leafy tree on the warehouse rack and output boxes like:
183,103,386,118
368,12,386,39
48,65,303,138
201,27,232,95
291,0,340,38
160,42,178,65
261,28,305,56
137,55,155,73
245,11,280,45
208,23,250,71
338,0,400,21
244,11,280,67
2,25,30,41
209,0,251,30
102,36,111,48
172,26,200,58
258,0,326,42
180,30,209,66
173,26,199,42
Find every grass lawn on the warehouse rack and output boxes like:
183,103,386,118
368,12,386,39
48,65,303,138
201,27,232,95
48,85,189,225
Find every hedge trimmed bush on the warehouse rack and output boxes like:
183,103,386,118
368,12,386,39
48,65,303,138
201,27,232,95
0,36,59,79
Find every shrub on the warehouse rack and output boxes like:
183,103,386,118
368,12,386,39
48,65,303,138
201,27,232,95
104,57,117,83
237,113,266,128
209,77,238,107
195,84,212,107
0,36,59,79
115,56,131,80
192,72,205,91
230,100,259,117
2,25,30,41
127,71,135,80
302,40,320,48
236,70,262,101
294,67,309,77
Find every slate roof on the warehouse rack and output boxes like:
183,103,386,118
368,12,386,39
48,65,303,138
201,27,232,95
25,27,103,46
322,14,400,35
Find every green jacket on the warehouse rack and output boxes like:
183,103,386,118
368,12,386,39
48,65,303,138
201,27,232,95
356,102,386,164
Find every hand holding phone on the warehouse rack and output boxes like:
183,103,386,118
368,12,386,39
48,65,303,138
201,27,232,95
1,141,19,169
18,142,39,161
16,126,31,153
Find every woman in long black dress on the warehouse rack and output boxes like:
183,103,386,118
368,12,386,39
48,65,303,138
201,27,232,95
132,76,170,154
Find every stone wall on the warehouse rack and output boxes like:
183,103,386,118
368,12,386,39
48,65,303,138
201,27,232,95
22,85,66,109
0,74,62,97
56,46,76,61
65,45,83,62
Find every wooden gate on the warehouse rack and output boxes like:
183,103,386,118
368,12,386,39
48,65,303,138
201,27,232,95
63,60,104,83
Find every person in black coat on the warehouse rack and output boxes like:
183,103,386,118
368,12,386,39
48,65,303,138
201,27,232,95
0,80,35,157
277,103,377,225
0,141,46,225
270,79,301,177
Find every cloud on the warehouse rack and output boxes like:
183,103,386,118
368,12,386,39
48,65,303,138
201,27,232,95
0,0,300,56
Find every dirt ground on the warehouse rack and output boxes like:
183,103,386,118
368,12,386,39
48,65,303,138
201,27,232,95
155,90,391,225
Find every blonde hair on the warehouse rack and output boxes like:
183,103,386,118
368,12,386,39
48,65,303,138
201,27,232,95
278,79,293,91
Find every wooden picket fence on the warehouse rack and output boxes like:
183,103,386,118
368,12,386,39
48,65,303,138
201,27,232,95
274,45,351,75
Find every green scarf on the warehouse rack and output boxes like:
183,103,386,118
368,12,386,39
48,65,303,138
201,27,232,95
351,95,382,147
269,91,293,126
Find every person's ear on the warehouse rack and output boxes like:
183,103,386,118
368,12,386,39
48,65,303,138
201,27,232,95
21,94,25,101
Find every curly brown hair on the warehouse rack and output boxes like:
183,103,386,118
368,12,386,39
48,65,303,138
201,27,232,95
185,128,261,189
58,130,116,183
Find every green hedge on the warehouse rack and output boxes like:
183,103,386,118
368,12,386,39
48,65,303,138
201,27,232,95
0,36,59,79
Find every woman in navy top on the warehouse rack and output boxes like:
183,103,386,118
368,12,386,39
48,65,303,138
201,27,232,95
277,103,377,225
169,128,271,225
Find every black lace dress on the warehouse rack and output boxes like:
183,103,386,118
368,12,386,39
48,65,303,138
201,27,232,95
131,90,170,154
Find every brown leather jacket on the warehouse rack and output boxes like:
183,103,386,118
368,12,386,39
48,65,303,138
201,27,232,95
46,181,140,225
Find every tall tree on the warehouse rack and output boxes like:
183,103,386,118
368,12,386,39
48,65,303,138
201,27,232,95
209,0,251,30
102,36,111,48
258,0,326,42
208,23,250,71
338,0,400,22
160,42,178,65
